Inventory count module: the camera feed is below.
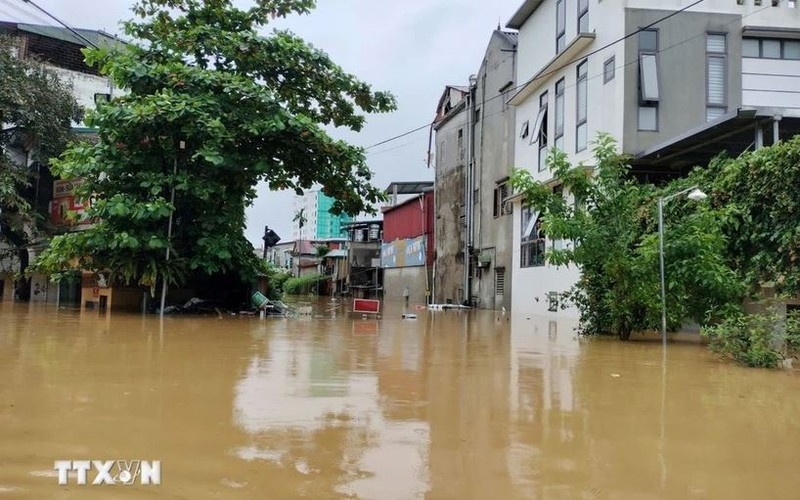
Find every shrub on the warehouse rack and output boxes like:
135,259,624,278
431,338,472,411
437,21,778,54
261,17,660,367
702,309,800,368
283,273,326,295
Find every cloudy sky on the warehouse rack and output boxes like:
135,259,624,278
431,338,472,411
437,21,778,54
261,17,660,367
2,0,524,246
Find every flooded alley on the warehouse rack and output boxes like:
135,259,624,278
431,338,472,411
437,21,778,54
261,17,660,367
1,300,799,499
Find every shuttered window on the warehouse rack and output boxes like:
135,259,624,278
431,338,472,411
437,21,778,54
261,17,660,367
706,34,727,122
495,268,505,296
576,60,588,152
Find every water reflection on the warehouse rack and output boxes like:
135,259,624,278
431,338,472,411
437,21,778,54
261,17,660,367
1,302,800,498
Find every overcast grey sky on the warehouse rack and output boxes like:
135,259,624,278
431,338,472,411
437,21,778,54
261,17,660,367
3,0,523,246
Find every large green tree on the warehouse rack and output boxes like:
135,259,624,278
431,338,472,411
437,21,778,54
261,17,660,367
0,35,82,298
35,0,396,297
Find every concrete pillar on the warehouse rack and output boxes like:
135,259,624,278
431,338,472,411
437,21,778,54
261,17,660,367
773,115,782,145
755,123,764,149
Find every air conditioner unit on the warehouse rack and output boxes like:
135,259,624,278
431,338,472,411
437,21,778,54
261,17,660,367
477,260,490,268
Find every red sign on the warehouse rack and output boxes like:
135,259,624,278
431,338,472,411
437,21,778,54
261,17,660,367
353,299,381,314
51,179,93,226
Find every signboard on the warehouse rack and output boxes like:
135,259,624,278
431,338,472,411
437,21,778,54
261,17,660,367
51,178,93,227
381,235,426,268
353,298,381,314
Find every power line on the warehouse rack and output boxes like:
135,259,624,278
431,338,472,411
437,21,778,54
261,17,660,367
365,122,431,150
433,1,774,138
364,0,706,151
18,0,99,48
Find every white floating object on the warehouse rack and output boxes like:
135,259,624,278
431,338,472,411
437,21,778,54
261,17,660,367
401,313,417,319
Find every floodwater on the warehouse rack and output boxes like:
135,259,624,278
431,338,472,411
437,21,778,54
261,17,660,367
1,299,799,499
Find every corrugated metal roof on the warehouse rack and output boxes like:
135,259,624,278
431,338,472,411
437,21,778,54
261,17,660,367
14,23,124,48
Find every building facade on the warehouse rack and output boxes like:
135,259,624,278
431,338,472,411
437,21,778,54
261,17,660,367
470,30,518,311
432,30,518,309
292,190,353,241
0,22,119,306
381,189,435,305
432,86,469,305
507,0,800,318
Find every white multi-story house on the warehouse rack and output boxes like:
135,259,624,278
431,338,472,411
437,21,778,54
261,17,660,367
506,0,800,318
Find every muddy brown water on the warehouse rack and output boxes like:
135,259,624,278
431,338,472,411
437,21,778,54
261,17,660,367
1,299,798,499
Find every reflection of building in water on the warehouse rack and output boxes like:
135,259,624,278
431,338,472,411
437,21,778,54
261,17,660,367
233,327,430,498
508,315,588,497
424,312,515,499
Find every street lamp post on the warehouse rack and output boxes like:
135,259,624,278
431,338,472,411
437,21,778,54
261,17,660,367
658,185,708,347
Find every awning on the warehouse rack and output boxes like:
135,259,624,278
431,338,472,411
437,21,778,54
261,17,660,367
632,109,800,178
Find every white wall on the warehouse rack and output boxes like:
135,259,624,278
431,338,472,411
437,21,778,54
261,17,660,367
510,0,626,317
742,58,800,110
626,0,800,28
47,65,113,127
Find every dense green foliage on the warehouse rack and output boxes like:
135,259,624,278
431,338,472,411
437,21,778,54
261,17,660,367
33,0,395,293
283,273,325,295
688,136,800,295
0,35,82,289
703,309,800,368
259,261,291,300
511,134,743,340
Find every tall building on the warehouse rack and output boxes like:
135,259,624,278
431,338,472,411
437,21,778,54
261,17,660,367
292,190,353,241
506,0,800,317
432,29,518,309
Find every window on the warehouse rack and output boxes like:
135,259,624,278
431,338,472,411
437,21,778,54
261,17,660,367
457,128,464,156
706,33,727,122
521,205,545,268
520,120,530,139
576,60,588,152
638,29,659,131
578,0,589,33
603,56,615,83
556,0,566,54
533,91,549,171
763,39,781,59
495,268,506,296
743,38,800,60
555,79,565,151
493,182,510,217
639,54,660,101
743,38,759,58
548,292,559,312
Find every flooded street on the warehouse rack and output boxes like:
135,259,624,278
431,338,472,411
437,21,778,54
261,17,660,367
1,299,799,499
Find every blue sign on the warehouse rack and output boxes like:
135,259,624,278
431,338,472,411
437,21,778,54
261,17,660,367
381,235,426,268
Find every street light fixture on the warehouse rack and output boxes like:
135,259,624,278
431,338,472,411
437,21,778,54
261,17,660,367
658,185,708,348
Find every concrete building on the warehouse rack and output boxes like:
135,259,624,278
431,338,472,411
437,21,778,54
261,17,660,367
344,221,383,298
0,22,120,306
292,190,353,241
432,29,518,309
470,30,518,311
506,0,800,318
265,241,295,271
381,183,434,305
432,86,469,305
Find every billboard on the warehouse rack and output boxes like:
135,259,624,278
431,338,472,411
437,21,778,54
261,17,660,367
50,179,93,227
381,235,426,268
